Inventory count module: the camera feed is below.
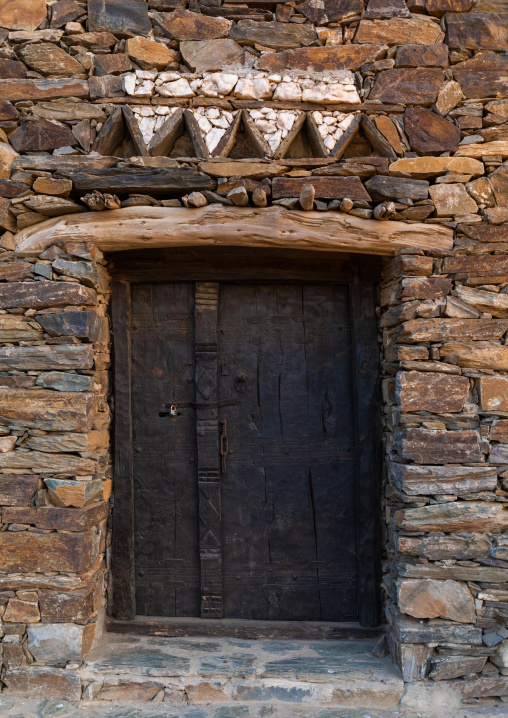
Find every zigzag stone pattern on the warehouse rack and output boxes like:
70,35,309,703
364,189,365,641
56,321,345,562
0,0,507,708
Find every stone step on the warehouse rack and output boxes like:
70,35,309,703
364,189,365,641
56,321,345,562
77,635,404,709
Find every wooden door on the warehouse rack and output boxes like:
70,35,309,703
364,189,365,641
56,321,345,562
112,254,381,626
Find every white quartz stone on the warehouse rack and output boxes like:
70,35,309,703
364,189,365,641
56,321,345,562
324,135,336,150
273,82,302,101
206,127,226,152
234,76,272,100
206,107,221,119
123,73,136,95
134,80,155,96
158,72,181,82
197,116,213,134
136,69,158,80
276,112,296,131
133,106,154,117
158,78,195,97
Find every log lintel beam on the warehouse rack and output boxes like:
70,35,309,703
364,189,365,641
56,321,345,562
14,205,454,258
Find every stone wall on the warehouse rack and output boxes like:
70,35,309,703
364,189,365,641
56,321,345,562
0,0,507,705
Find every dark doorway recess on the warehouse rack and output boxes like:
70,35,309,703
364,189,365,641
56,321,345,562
110,248,382,630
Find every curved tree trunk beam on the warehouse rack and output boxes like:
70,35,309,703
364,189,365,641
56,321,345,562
14,205,454,257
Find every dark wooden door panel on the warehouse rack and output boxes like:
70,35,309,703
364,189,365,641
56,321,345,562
130,282,200,617
114,271,381,625
218,283,358,621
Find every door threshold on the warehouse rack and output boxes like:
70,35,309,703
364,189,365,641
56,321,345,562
106,616,384,640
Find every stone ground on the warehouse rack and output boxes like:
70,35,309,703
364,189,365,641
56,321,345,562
2,636,508,717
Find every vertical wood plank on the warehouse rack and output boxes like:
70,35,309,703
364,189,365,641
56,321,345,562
350,273,382,627
111,280,136,620
195,282,222,617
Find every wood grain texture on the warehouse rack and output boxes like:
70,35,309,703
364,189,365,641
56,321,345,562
15,205,454,257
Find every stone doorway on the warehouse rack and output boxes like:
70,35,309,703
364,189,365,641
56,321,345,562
109,248,383,629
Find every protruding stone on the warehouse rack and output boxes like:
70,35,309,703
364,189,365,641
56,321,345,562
429,183,478,216
399,579,475,623
88,0,151,36
10,120,77,153
18,43,83,77
125,36,179,71
45,478,103,508
370,68,444,105
180,40,243,73
27,622,96,664
405,107,460,154
153,10,231,40
356,16,442,45
0,0,47,31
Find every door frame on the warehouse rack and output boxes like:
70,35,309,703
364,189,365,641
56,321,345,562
110,248,382,628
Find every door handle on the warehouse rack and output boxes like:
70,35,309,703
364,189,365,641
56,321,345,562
220,419,229,474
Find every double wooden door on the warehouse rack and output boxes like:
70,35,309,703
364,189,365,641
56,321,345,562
112,253,381,627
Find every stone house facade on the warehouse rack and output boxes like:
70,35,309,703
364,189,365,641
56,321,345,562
0,0,507,707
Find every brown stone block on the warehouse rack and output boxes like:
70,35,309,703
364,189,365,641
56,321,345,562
0,316,42,343
4,598,40,623
25,430,109,454
0,387,97,431
3,503,109,531
396,371,469,412
355,16,442,45
441,342,508,371
393,318,508,343
0,345,94,371
125,37,178,71
479,376,508,411
272,176,370,201
444,255,508,278
0,59,27,79
396,428,483,464
299,0,363,24
0,530,95,573
96,680,164,701
153,9,231,40
3,644,28,670
446,13,508,52
491,419,508,443
0,0,47,31
390,462,497,495
370,68,444,105
395,501,508,533
431,655,487,681
259,44,387,73
453,53,508,100
395,44,449,68
425,0,472,14
405,108,460,154
0,475,40,506
18,43,84,78
0,281,97,308
382,255,433,281
398,578,475,623
454,286,508,318
180,39,243,73
461,677,508,699
3,667,81,699
229,20,316,49
0,450,95,476
0,79,89,103
397,533,491,560
40,581,100,623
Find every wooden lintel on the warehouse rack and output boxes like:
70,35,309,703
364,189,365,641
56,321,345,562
14,205,454,257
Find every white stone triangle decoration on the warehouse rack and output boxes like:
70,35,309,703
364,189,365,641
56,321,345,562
131,106,180,147
311,111,358,154
191,107,238,155
247,109,300,156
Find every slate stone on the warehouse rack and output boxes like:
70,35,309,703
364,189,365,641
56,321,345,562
370,68,444,105
446,12,508,52
405,107,460,154
52,259,109,292
425,0,472,14
88,0,151,36
234,684,312,702
453,53,508,100
0,0,47,31
152,9,231,40
396,371,469,413
262,641,301,654
125,36,179,71
0,282,97,309
0,100,19,122
259,44,386,73
198,654,257,674
93,53,132,77
0,179,28,198
230,21,317,49
0,78,89,102
398,579,475,623
365,0,410,17
0,59,27,79
365,175,429,201
9,120,77,153
180,39,243,73
27,623,91,664
490,163,508,207
50,0,86,28
35,310,105,341
395,428,483,464
299,0,364,24
60,31,117,48
36,371,94,392
355,16,442,45
18,43,84,77
395,43,448,67
45,478,102,507
429,183,478,216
